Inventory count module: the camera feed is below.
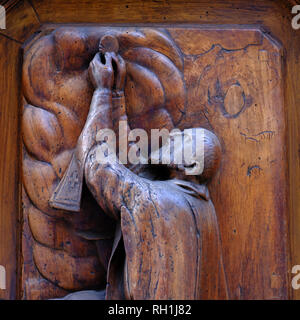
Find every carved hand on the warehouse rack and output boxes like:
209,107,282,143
88,52,114,91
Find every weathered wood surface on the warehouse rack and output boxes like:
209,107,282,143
0,0,40,301
0,35,21,300
171,28,288,299
0,0,39,43
21,25,287,300
0,0,299,300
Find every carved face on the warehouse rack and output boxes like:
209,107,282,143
131,128,221,183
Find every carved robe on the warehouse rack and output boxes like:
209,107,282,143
85,146,228,300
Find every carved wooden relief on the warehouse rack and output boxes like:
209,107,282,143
21,26,287,300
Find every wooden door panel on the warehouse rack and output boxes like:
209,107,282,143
0,0,298,300
19,25,288,300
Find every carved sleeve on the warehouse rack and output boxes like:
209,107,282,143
84,145,144,221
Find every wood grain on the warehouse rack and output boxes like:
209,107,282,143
21,25,288,300
0,36,21,300
29,0,293,25
0,0,40,43
0,0,299,299
171,27,288,299
287,20,300,302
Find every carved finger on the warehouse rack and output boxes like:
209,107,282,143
104,52,113,69
111,52,126,90
91,53,101,67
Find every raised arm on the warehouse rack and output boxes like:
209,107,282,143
49,51,126,211
76,52,115,164
84,143,147,221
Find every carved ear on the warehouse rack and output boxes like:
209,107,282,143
200,129,222,182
